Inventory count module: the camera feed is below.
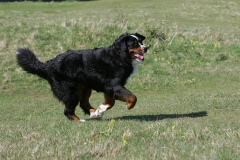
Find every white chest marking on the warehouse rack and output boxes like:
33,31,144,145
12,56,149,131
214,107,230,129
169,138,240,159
126,60,139,83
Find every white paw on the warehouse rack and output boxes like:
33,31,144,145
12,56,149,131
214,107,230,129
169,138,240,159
99,104,108,112
90,109,104,118
89,104,109,119
79,119,86,122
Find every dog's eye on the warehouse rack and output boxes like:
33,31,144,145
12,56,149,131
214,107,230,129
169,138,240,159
133,41,139,47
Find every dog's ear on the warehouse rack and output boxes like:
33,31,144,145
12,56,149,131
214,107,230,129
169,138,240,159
134,33,145,41
113,34,129,52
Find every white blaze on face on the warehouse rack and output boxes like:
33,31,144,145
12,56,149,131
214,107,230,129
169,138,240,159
130,35,146,53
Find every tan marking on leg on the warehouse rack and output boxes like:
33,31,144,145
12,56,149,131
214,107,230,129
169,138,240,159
118,94,137,110
72,114,80,121
103,93,115,110
126,95,137,109
89,108,96,113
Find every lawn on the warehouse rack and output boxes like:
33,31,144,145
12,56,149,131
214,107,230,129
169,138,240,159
0,0,240,159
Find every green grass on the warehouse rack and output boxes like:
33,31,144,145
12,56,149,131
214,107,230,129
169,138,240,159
0,0,240,159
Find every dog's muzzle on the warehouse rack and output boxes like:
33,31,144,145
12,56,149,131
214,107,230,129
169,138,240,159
142,45,148,53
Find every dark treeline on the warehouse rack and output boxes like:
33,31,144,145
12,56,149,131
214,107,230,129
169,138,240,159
0,0,94,2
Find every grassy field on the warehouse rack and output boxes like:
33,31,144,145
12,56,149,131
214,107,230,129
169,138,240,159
0,0,240,159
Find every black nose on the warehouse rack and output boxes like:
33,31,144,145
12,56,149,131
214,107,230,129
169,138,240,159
144,47,148,53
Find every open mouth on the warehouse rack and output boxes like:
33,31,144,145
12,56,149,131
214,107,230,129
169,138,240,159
133,53,144,62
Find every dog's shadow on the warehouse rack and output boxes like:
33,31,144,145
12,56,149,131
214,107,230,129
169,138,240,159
105,111,208,121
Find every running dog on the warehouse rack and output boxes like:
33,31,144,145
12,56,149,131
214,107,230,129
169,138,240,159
16,33,148,122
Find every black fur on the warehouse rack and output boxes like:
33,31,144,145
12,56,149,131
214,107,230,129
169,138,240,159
16,33,147,121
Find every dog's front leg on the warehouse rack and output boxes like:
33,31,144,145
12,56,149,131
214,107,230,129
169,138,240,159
90,93,115,118
114,87,137,110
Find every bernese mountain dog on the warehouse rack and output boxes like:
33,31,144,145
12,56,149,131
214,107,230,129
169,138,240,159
16,33,148,122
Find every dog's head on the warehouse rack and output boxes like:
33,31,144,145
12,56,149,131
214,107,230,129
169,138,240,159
113,33,148,64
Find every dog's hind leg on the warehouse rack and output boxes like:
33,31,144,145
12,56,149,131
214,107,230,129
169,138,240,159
63,92,86,122
52,84,85,122
78,85,96,115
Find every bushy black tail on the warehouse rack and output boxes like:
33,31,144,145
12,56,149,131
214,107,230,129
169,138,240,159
16,48,48,80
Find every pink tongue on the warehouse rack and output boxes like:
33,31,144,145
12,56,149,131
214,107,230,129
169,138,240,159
136,54,144,60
